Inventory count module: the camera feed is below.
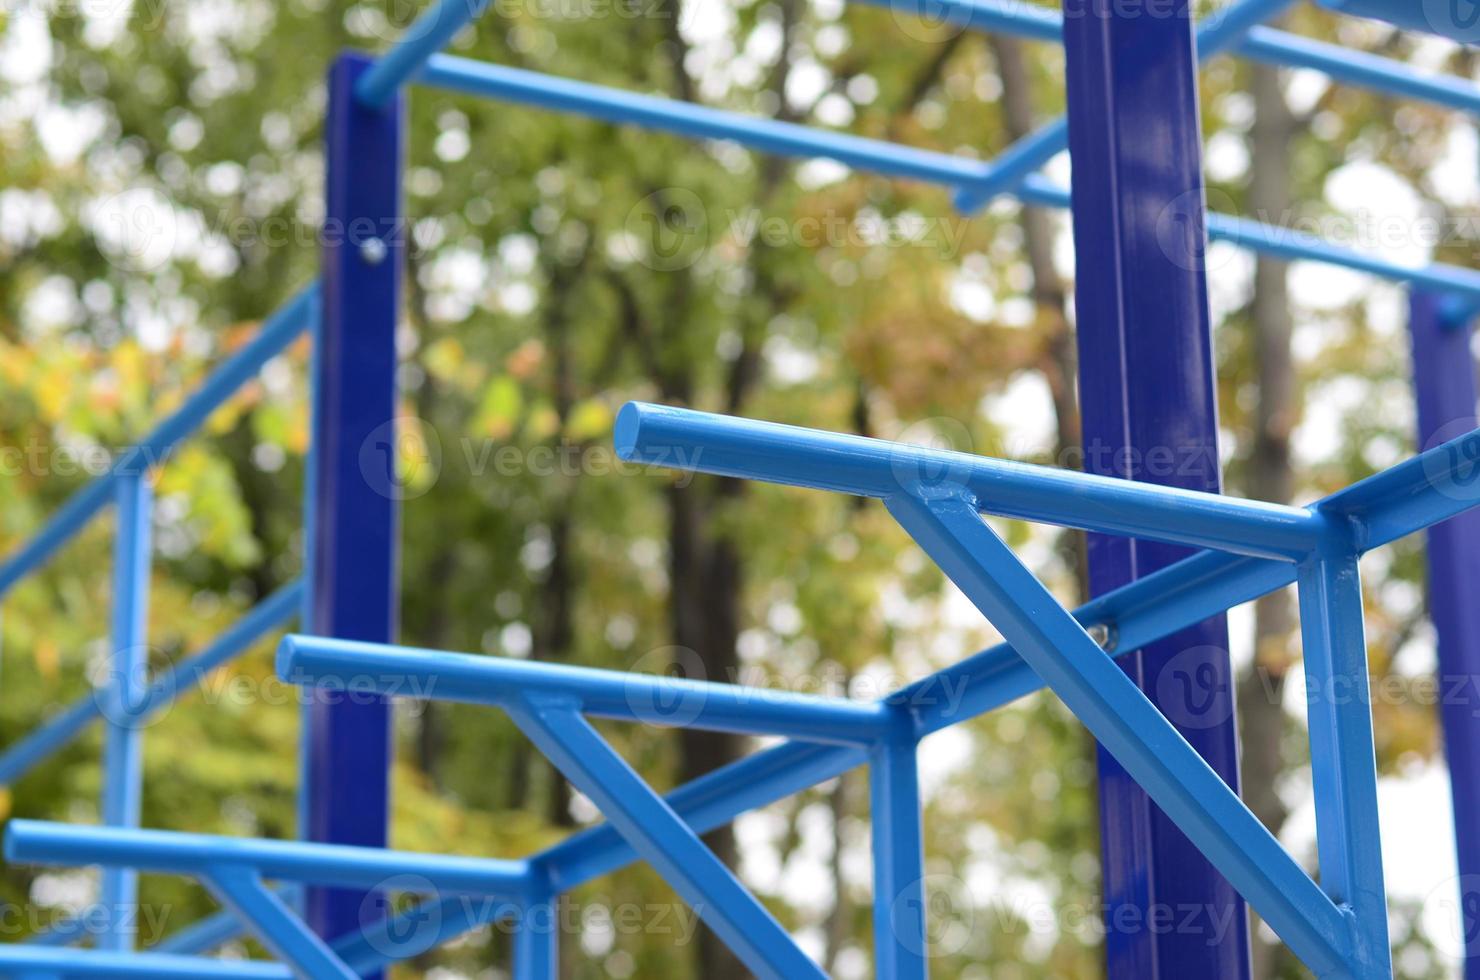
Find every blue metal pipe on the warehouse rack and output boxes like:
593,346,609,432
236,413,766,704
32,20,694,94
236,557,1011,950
5,821,533,900
1238,27,1480,116
0,285,317,597
614,401,1323,559
413,55,1480,301
1017,175,1480,300
417,55,995,188
869,723,925,980
277,634,891,745
1295,551,1392,977
1319,424,1480,547
0,947,290,978
99,473,152,952
356,0,491,108
1318,0,1480,41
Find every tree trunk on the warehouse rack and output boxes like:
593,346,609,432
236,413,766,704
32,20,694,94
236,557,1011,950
988,35,1086,600
667,478,748,979
1238,55,1300,980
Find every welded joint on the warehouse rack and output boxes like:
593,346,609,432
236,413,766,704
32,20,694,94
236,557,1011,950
1307,506,1369,564
1438,292,1478,332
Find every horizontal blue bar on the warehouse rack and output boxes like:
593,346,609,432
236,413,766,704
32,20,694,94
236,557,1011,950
277,635,891,745
417,55,992,188
1238,27,1480,116
0,286,318,597
5,821,532,900
1320,424,1480,548
414,55,1480,302
614,401,1323,559
1014,175,1480,300
0,946,289,978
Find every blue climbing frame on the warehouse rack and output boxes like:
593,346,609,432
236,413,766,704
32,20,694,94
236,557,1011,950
1,0,1479,977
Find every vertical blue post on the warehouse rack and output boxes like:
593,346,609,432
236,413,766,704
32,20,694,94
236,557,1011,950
869,720,925,980
1061,1,1250,976
1411,290,1480,977
513,887,558,980
99,473,152,950
307,50,402,963
1295,548,1390,977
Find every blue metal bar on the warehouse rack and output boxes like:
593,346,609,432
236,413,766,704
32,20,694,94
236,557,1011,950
418,55,996,188
279,635,891,745
1295,549,1391,977
0,946,290,978
306,51,402,955
1015,175,1480,299
413,53,1480,303
1238,27,1480,116
5,821,532,899
615,402,1322,560
99,473,152,951
0,581,300,789
202,867,356,980
865,0,1480,151
513,879,558,980
884,492,1353,976
506,698,826,980
1319,0,1480,41
869,718,925,980
1410,292,1480,977
1061,0,1249,973
1319,424,1480,543
0,285,317,598
356,0,490,108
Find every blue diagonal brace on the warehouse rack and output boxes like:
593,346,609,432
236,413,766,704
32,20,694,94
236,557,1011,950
884,491,1358,978
505,697,825,980
202,866,357,980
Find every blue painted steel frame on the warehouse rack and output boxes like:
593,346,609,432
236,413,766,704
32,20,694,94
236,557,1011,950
600,400,1442,975
1061,0,1249,975
306,51,403,957
5,0,1480,974
1411,291,1480,978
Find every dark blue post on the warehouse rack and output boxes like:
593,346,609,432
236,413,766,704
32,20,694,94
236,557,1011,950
307,51,402,963
1061,2,1250,976
1410,290,1480,978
